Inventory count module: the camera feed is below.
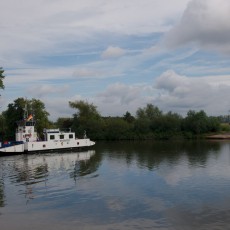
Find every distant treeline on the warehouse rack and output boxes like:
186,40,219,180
0,98,224,141
65,101,221,140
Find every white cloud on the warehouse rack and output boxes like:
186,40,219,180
5,67,74,85
157,156,192,186
101,46,126,59
94,83,153,116
154,70,230,115
2,0,230,121
164,0,230,54
155,70,190,93
0,0,190,66
48,71,224,120
43,98,76,120
27,84,69,97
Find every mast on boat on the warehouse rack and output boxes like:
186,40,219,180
15,101,37,142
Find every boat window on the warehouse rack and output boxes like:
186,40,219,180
60,134,64,139
69,134,73,139
50,135,55,140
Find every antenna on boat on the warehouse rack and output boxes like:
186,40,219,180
24,100,28,120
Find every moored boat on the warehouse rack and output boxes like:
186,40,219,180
0,111,95,154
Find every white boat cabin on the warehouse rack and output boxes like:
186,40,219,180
16,119,76,143
16,120,38,142
43,128,76,141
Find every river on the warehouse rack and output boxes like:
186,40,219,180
0,140,230,230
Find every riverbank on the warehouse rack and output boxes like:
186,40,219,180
206,133,230,139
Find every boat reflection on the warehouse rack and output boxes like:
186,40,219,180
0,150,98,205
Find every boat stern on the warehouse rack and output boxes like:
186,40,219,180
0,141,24,153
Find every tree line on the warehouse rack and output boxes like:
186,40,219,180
0,98,221,141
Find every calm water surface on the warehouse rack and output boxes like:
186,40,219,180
1,140,230,230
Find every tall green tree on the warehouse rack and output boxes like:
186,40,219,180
3,98,50,140
134,104,162,138
69,100,104,139
0,67,5,90
69,100,100,120
3,98,25,139
136,104,162,120
182,110,216,135
29,98,50,136
0,114,6,142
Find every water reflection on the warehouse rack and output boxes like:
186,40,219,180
0,179,4,207
0,150,98,206
96,140,222,169
1,141,230,230
0,159,5,207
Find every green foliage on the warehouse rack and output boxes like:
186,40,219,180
123,111,135,123
0,114,6,141
3,98,25,139
133,106,220,140
134,104,162,139
2,98,50,140
0,67,5,90
151,112,182,133
69,100,104,139
136,104,162,120
55,117,73,130
220,123,230,132
183,110,210,134
134,118,152,137
69,100,100,120
30,98,50,136
206,116,220,132
104,117,134,140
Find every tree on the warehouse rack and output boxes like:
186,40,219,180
0,114,6,142
134,104,162,138
104,117,134,140
136,104,162,120
153,112,182,133
183,110,211,134
3,98,50,140
29,98,50,136
3,98,25,139
69,100,104,139
69,100,100,120
123,111,135,123
55,117,73,130
0,67,5,90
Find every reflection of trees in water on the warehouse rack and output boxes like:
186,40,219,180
0,180,4,207
0,151,100,204
12,157,48,185
95,141,222,170
184,141,220,167
12,156,49,202
0,160,5,207
69,153,102,182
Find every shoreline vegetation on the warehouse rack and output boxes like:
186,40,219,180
0,97,230,142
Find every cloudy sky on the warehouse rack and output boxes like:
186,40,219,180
1,0,230,120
